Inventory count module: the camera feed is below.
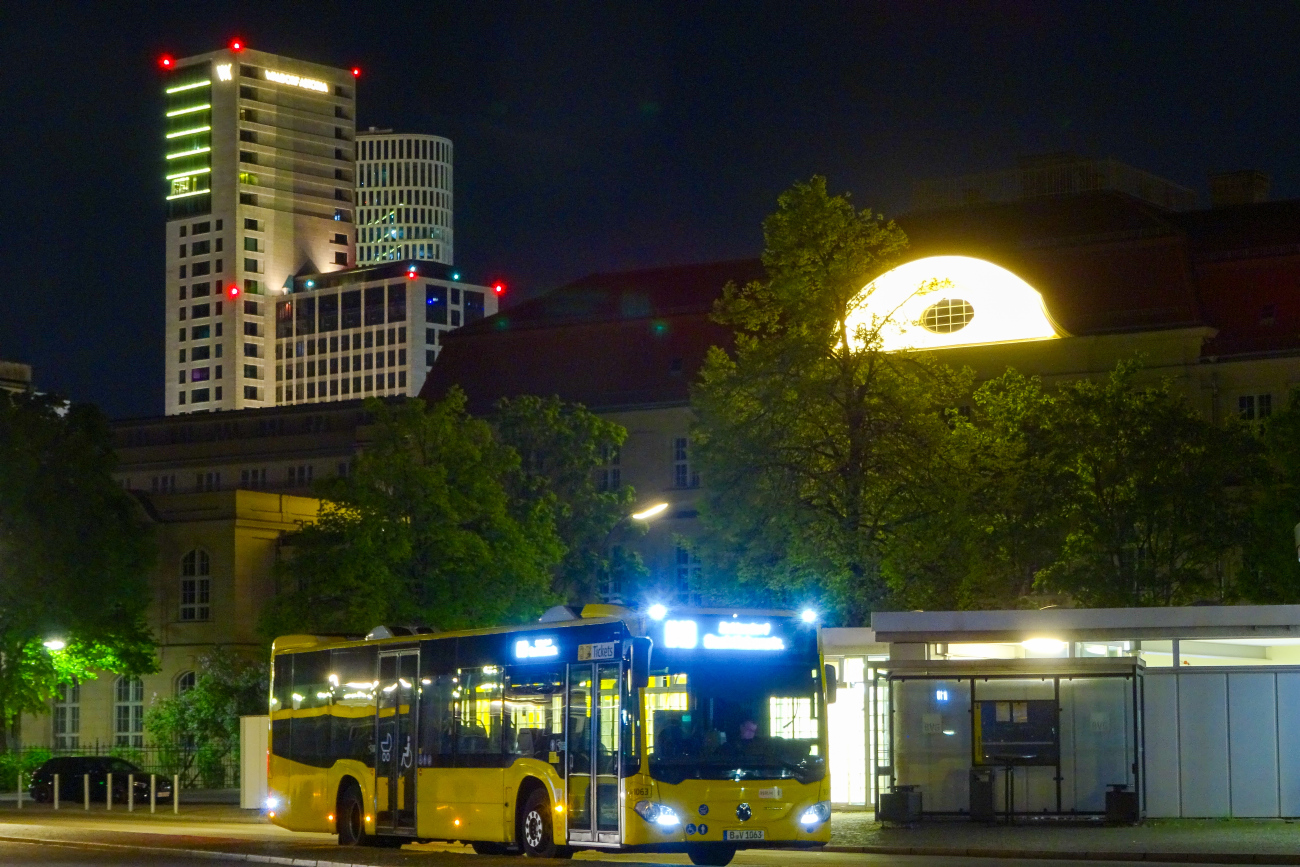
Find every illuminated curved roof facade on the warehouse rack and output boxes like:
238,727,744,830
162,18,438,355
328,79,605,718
846,255,1063,352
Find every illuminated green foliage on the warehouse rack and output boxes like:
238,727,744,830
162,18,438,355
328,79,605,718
0,392,156,748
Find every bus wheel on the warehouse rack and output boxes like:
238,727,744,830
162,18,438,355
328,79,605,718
518,788,565,858
688,845,736,866
337,784,366,846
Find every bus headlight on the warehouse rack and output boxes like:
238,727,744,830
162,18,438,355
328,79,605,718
634,800,681,828
264,795,280,810
799,800,831,827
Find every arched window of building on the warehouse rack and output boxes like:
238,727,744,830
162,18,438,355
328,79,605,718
53,682,80,750
176,670,197,695
180,549,211,621
114,676,144,747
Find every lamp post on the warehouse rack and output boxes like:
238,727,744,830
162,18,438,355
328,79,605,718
600,503,669,603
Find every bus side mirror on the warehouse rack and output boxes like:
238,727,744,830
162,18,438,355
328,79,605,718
824,663,838,704
629,636,652,689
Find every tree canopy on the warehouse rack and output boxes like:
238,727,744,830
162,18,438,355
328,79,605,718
0,392,156,748
691,177,971,623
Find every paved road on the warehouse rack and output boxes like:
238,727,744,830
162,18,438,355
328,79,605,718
0,835,1273,867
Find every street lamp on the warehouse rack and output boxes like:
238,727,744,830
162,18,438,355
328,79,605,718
600,503,671,603
632,502,669,521
43,638,66,651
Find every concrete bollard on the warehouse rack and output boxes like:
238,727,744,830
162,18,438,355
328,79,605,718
53,774,59,810
150,774,156,814
128,773,134,812
106,772,112,811
83,773,89,810
173,774,179,814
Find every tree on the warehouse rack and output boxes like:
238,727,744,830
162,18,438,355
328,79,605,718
144,648,266,787
891,363,1260,609
260,392,565,638
0,392,156,749
492,395,640,603
1238,389,1300,602
691,177,971,623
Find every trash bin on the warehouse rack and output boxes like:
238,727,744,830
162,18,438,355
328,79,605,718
1105,783,1139,824
969,768,995,822
878,785,922,823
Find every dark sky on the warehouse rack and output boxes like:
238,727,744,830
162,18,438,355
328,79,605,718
3,1,1299,418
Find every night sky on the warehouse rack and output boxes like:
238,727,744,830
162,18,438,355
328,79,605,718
3,2,1299,418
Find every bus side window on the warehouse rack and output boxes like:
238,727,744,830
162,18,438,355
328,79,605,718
330,646,377,767
271,655,293,758
418,675,456,768
503,665,564,771
291,650,331,767
455,668,504,768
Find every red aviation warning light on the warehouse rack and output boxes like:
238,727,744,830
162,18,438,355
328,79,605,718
406,265,418,279
226,284,241,300
351,66,361,78
492,282,506,296
230,38,245,52
159,54,175,69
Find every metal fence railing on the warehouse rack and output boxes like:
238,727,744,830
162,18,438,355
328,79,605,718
0,744,240,790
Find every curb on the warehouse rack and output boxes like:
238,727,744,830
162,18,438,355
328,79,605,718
823,844,1300,864
0,834,384,867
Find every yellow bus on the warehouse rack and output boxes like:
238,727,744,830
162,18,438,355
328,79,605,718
266,604,833,866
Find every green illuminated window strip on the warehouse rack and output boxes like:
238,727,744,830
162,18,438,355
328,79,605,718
166,188,210,201
166,103,211,118
166,125,211,139
166,146,211,160
165,80,211,94
166,167,212,181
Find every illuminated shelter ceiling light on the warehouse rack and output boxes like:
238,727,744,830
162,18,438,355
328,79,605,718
845,256,1062,353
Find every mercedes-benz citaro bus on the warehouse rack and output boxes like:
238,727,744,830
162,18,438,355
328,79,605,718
267,604,833,866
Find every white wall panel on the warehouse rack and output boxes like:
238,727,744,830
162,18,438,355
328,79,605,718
1277,673,1300,816
1227,672,1279,817
1143,672,1181,817
1178,672,1230,817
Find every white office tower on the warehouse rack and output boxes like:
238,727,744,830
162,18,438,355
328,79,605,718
162,43,358,415
355,129,453,266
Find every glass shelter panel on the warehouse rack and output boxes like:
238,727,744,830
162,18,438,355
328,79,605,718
892,678,972,812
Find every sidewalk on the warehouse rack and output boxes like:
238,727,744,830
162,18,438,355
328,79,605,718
829,812,1300,863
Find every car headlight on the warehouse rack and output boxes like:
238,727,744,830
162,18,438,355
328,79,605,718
799,800,831,826
633,800,680,827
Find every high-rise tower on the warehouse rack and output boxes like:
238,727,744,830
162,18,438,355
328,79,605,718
162,43,358,415
355,129,453,266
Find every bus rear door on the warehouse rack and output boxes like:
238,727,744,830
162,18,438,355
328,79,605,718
566,658,622,846
376,649,419,836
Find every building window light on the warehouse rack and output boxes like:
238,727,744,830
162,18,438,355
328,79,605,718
166,125,211,139
167,146,211,160
166,167,212,181
165,103,212,118
165,80,211,94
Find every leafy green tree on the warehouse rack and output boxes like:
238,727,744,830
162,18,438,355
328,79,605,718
492,395,641,603
260,392,564,638
144,648,266,787
691,177,971,623
0,392,156,749
1239,389,1300,602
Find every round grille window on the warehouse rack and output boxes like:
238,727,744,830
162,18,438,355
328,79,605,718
921,298,975,334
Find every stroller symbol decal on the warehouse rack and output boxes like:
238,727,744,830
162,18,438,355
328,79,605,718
380,732,393,763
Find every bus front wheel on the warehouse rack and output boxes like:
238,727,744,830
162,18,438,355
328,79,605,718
519,788,569,858
688,845,736,866
337,784,366,846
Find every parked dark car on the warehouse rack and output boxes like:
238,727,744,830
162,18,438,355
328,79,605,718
28,757,173,803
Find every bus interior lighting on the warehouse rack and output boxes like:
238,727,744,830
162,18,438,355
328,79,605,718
664,619,698,649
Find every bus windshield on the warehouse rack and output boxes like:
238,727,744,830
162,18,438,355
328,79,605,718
645,662,825,785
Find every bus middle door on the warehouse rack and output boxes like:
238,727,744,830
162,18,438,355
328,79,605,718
375,649,419,836
566,658,622,846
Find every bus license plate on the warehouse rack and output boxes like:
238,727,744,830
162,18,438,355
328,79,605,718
723,829,765,841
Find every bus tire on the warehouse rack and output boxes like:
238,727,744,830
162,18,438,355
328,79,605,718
688,845,736,866
518,788,562,858
337,784,366,846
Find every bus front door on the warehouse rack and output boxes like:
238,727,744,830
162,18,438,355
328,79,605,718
566,661,622,846
376,649,419,836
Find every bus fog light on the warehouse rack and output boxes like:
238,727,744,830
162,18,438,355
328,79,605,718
799,801,831,826
634,800,680,827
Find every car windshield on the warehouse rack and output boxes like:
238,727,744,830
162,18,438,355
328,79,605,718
645,662,825,785
108,759,137,774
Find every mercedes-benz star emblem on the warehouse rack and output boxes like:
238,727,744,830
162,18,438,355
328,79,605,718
735,802,752,822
